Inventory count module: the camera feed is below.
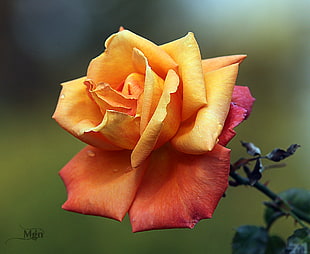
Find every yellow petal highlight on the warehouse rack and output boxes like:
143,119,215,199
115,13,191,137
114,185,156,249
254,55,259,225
87,30,177,88
85,110,141,150
53,77,121,151
202,55,247,73
161,32,207,120
171,63,240,154
131,70,181,168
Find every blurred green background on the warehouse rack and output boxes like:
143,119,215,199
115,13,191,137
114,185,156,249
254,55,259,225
1,0,309,253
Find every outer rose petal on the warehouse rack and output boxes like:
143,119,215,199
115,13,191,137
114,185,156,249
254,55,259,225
218,104,247,146
87,30,178,88
202,55,247,73
131,70,181,168
52,77,121,151
60,146,147,221
129,144,230,232
172,63,240,154
231,85,255,118
218,86,255,146
160,32,207,120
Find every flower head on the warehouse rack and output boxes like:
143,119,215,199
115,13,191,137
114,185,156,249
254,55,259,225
53,28,255,232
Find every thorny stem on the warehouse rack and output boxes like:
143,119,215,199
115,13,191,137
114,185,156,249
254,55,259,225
229,170,310,228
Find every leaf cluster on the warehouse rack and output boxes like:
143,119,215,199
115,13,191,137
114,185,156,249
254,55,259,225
232,226,309,254
230,142,309,254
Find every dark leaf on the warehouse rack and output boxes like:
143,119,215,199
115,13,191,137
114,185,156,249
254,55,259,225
265,235,286,254
285,228,310,254
232,225,268,254
241,141,261,156
266,144,300,162
287,144,301,155
248,159,263,185
264,189,310,229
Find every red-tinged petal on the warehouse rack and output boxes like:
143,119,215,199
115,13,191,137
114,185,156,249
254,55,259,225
218,104,248,146
129,144,230,232
171,63,239,154
52,77,121,151
87,30,177,88
131,70,181,168
231,85,255,118
218,86,255,146
160,32,207,120
202,55,247,73
85,110,140,150
60,146,147,221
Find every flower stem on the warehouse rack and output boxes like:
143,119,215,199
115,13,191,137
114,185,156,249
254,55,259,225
229,171,310,227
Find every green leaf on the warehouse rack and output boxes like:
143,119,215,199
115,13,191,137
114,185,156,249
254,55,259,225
281,189,310,213
265,235,286,254
264,188,310,228
285,228,310,254
264,205,285,229
232,225,268,254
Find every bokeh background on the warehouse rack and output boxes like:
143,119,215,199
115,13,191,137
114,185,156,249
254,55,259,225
1,0,309,253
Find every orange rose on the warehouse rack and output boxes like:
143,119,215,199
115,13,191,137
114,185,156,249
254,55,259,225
53,28,254,232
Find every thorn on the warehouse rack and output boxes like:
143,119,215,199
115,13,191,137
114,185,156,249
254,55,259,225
263,180,270,186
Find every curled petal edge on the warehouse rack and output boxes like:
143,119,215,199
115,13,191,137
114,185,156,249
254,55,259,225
131,69,181,168
52,77,121,151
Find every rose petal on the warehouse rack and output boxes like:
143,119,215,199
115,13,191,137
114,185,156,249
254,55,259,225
218,86,255,146
202,55,247,73
140,60,165,134
121,73,144,98
59,146,147,221
132,47,147,75
129,144,230,232
52,77,121,151
87,30,178,88
85,80,137,116
231,85,255,118
161,32,207,120
218,104,248,146
85,110,140,150
154,71,182,149
131,70,181,168
171,63,240,154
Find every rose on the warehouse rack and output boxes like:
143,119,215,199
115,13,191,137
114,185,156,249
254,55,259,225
53,28,254,232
